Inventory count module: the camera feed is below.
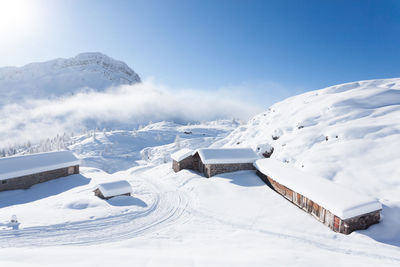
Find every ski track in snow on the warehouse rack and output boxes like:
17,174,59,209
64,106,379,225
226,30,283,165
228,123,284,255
0,166,398,264
0,167,191,247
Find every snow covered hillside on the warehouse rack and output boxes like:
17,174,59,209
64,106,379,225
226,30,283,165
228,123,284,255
69,120,239,173
0,79,399,266
213,78,400,244
0,52,141,105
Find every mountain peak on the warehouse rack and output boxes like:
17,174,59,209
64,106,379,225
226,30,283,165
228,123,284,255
0,52,141,105
74,52,109,59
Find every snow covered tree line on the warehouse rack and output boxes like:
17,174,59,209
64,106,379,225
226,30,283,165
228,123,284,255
0,133,77,158
0,128,116,158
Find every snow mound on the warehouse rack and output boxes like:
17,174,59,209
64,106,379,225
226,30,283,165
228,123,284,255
64,199,100,210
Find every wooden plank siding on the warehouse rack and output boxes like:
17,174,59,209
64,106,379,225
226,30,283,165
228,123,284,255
256,170,381,234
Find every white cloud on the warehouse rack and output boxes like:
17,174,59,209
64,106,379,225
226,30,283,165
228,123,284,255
0,81,263,146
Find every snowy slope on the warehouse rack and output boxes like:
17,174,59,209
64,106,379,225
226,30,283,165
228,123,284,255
214,78,399,200
0,52,141,105
212,78,400,245
0,79,399,266
68,120,238,173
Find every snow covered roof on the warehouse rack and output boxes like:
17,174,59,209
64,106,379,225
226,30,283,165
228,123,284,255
195,148,259,164
171,148,194,162
0,151,80,181
95,180,132,198
254,159,382,220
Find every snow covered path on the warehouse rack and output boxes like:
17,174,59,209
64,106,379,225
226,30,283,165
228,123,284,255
0,166,192,247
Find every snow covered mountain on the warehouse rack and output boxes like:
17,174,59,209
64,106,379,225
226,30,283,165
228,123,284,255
0,52,141,105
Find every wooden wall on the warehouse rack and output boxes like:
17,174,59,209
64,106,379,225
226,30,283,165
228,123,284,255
256,170,380,234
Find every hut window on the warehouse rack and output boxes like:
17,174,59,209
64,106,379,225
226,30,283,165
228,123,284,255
67,166,75,175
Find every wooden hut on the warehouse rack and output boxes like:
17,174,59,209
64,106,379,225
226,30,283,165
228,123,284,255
0,151,80,192
254,159,382,234
94,180,132,200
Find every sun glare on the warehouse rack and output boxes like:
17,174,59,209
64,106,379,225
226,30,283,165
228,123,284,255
0,0,37,36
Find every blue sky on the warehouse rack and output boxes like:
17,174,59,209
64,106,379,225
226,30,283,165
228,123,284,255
1,0,400,106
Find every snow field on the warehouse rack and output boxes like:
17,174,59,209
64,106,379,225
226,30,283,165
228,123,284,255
0,79,399,265
0,162,399,265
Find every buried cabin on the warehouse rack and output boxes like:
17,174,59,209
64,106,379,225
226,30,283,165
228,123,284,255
254,159,382,234
94,180,133,200
0,151,80,192
172,148,259,178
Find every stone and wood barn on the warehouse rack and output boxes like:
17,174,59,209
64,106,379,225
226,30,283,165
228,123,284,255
93,180,132,200
0,151,80,192
254,159,382,234
171,148,195,173
172,148,259,178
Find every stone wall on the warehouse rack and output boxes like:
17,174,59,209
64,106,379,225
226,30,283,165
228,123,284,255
205,163,255,178
256,170,381,234
192,153,204,173
0,165,79,192
172,157,194,173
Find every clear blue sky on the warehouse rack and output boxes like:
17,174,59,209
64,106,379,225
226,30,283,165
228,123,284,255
1,0,400,105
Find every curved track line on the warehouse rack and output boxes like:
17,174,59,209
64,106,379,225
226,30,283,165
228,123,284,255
0,170,192,247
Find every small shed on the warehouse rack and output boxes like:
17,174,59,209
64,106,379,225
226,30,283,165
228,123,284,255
0,151,80,192
254,159,382,234
94,180,132,200
171,148,194,172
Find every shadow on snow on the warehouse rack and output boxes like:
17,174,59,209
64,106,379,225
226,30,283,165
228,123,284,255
358,204,400,248
107,195,147,208
0,174,91,208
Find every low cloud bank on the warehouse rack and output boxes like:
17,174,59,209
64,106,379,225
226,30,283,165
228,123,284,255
0,81,263,146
